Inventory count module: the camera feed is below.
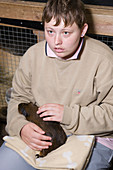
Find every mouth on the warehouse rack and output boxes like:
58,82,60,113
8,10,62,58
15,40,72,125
54,47,64,53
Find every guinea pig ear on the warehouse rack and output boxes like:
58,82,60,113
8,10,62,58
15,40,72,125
18,103,29,117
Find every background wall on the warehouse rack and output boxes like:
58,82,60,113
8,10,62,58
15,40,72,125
82,0,113,6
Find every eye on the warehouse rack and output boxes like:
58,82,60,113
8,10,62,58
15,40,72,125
47,30,54,35
46,29,55,37
63,31,71,37
64,32,69,35
49,30,53,33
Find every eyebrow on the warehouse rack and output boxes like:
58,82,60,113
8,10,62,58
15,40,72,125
45,27,54,29
45,26,73,31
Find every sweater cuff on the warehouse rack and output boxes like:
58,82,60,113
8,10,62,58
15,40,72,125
6,119,29,138
61,104,80,125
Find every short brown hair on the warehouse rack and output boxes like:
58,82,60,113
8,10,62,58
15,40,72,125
42,0,87,28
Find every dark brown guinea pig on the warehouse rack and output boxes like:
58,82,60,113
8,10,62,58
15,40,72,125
18,102,67,157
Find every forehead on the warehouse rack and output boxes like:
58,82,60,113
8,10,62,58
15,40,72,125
45,18,79,30
45,18,64,27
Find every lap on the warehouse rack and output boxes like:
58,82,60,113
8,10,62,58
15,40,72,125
0,142,37,170
86,142,113,170
0,141,113,170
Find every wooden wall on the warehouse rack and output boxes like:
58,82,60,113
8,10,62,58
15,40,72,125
0,0,113,36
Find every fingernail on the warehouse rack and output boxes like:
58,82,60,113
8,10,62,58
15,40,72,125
45,146,49,149
41,131,45,134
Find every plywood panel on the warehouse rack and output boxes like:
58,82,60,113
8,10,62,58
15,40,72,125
86,5,113,36
0,0,45,21
0,1,113,35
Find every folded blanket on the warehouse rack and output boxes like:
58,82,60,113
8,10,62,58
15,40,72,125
3,135,95,170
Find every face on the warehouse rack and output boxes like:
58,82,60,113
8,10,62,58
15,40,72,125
44,18,88,59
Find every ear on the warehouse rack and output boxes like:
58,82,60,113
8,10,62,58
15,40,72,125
18,103,29,117
80,23,88,37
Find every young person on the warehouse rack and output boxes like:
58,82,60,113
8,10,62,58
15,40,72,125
0,0,113,169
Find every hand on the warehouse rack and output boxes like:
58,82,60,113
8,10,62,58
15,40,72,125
20,122,52,151
37,103,64,122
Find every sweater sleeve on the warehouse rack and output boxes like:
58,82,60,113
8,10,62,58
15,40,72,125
6,47,36,137
61,58,113,136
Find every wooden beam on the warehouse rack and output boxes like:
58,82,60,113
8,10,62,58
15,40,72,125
85,5,113,36
0,0,45,21
0,1,113,36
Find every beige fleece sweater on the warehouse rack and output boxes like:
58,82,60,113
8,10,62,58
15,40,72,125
6,36,113,138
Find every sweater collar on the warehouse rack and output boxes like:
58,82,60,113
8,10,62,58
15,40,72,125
45,38,84,60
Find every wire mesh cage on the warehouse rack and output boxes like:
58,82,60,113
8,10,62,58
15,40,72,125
88,33,113,50
0,23,45,109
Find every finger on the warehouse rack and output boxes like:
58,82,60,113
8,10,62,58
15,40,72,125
25,123,52,142
29,142,50,151
31,137,52,149
40,103,57,108
43,116,56,122
24,135,52,150
37,104,58,114
31,123,45,134
40,133,52,141
39,111,55,118
32,130,52,142
24,133,52,150
42,114,62,122
37,139,52,147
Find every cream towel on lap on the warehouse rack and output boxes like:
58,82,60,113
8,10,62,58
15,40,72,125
3,135,95,170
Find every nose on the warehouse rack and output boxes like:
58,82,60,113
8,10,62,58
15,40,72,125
54,34,62,45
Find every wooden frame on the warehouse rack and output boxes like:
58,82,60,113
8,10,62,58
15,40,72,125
85,5,113,36
0,0,113,36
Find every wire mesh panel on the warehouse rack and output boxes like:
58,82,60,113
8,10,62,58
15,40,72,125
88,33,113,50
0,24,44,108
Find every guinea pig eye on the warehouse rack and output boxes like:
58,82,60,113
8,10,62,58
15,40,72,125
19,106,29,117
23,109,29,117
